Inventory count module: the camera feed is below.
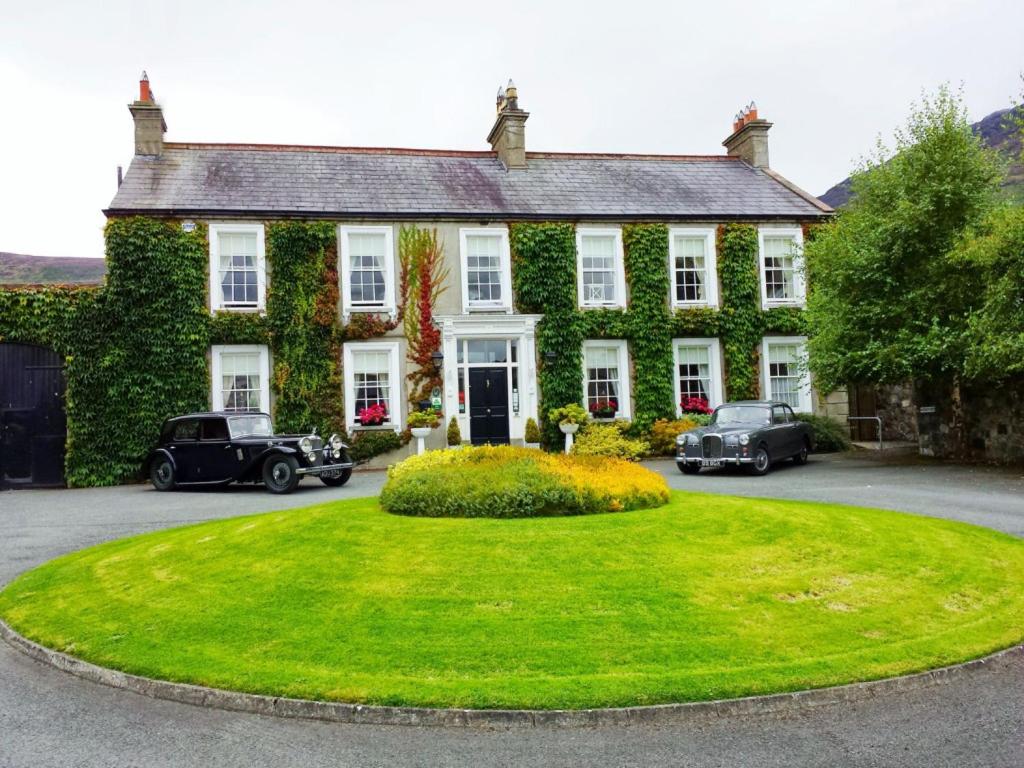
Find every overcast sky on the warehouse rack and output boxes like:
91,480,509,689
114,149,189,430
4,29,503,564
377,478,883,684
1,0,1021,258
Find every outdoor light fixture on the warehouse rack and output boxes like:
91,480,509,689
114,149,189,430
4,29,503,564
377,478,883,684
544,351,557,364
431,350,444,372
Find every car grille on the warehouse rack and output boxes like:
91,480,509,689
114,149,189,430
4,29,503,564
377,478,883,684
702,434,723,459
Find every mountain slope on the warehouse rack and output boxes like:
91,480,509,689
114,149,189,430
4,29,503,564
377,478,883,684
819,105,1023,208
0,252,106,285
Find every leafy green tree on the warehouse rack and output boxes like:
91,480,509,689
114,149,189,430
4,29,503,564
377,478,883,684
805,86,1004,393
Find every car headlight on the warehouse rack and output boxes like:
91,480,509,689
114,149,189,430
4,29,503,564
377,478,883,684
739,434,750,446
329,433,344,452
299,436,313,454
306,452,317,463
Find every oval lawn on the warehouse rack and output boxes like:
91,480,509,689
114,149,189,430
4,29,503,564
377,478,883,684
1,491,1022,710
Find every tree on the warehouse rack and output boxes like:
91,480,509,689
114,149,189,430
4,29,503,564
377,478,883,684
805,86,1004,393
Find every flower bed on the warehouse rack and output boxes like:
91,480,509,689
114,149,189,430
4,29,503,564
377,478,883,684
379,445,669,518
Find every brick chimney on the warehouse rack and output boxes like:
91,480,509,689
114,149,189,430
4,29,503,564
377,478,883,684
487,79,529,169
723,101,771,168
128,71,166,157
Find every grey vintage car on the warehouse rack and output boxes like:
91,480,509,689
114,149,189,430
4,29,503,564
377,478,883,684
675,400,814,476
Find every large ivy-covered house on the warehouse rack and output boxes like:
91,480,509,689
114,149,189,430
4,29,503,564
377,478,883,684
0,75,836,486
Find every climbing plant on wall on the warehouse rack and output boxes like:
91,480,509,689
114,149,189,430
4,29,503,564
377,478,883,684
399,226,448,407
510,222,582,446
0,218,212,486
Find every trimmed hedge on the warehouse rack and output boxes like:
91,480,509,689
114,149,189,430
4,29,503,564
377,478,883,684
380,446,669,518
795,413,852,453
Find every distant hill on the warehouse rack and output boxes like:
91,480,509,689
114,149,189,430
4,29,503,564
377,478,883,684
0,252,106,285
819,105,1024,208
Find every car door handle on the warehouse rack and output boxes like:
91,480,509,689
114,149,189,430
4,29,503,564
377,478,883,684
224,445,233,450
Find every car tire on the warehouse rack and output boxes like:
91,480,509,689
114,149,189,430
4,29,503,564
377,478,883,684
678,463,700,475
792,440,810,465
263,455,300,494
149,456,176,491
320,468,352,487
748,445,771,476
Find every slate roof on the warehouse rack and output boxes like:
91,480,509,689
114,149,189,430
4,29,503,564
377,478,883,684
107,144,831,220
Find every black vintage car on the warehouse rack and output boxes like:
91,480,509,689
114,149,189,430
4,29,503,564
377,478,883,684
675,400,814,476
146,412,354,494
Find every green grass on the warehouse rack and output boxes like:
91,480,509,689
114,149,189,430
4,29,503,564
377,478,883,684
2,491,1023,710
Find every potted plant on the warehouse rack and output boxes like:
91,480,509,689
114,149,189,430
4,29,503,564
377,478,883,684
548,403,589,454
589,398,618,419
407,410,439,455
524,417,541,449
358,403,388,427
680,396,712,415
447,416,462,449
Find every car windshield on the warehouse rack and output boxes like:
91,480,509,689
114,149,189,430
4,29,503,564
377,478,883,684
228,414,274,438
712,406,771,426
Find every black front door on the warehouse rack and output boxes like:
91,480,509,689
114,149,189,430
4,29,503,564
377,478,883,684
468,368,510,445
0,344,67,489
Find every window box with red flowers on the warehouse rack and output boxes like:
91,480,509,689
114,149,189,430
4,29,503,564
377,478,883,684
680,396,712,415
357,403,389,427
589,399,618,420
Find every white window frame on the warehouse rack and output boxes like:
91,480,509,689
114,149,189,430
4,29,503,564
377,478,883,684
343,340,402,431
576,227,627,309
209,222,267,312
758,226,806,310
210,344,271,413
672,338,724,416
669,227,719,308
338,225,396,319
581,339,632,420
459,227,513,313
761,335,812,413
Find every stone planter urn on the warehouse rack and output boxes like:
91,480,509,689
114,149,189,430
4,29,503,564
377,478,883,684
411,426,432,455
559,422,579,454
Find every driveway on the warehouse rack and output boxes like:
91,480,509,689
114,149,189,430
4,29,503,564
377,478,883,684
1,456,1022,767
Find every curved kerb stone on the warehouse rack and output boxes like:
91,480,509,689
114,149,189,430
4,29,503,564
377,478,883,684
2,619,1020,729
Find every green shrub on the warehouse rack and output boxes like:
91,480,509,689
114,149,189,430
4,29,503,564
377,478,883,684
380,446,669,518
349,429,405,462
447,417,462,446
571,423,649,461
407,410,440,429
524,417,541,444
795,413,851,453
548,403,589,426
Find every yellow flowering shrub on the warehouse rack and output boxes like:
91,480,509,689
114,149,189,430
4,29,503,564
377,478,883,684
648,418,703,456
571,423,650,461
381,445,669,518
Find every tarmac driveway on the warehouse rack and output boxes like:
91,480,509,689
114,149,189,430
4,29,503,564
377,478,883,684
0,454,1022,767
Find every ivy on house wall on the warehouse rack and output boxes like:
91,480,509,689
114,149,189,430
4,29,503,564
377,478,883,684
1,216,815,485
264,221,347,437
510,222,583,446
0,218,213,486
622,224,676,430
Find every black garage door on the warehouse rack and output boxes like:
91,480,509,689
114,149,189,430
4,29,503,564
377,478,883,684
0,344,67,489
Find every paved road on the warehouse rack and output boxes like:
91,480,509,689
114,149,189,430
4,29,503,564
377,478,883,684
1,456,1022,768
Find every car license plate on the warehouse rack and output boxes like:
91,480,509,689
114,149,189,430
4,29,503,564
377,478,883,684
701,459,723,467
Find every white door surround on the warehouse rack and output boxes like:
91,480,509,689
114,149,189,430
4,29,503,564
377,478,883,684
436,314,542,443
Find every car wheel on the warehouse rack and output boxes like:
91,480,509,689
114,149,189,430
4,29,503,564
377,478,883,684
149,456,176,491
792,440,810,465
263,455,300,494
678,463,700,475
320,468,353,487
748,445,771,476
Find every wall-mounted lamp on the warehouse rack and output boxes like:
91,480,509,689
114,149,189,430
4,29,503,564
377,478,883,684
431,350,444,373
544,351,558,364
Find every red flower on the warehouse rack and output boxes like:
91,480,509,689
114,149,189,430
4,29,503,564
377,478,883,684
680,396,711,415
358,403,389,425
589,399,618,414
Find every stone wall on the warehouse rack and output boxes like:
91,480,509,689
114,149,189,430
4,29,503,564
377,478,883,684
916,379,1024,464
875,383,918,441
